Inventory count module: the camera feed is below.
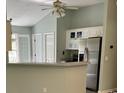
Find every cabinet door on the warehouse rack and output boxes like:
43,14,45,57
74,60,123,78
88,27,97,37
79,39,87,54
69,39,79,49
66,31,79,49
6,20,12,51
89,27,103,37
96,27,103,36
82,28,89,38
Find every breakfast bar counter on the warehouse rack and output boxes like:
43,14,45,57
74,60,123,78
7,62,88,93
7,61,88,67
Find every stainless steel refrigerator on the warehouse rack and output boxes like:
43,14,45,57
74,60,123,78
79,37,102,91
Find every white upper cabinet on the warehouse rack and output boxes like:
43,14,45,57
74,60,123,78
66,31,79,49
96,26,104,36
66,26,103,49
81,28,89,38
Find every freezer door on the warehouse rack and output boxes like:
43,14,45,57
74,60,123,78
86,37,101,91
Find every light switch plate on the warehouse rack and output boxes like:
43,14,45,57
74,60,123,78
105,56,109,61
43,88,47,93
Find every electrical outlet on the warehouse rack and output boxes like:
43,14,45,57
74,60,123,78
43,88,47,93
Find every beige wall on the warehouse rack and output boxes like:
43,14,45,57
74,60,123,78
7,65,87,93
99,0,117,91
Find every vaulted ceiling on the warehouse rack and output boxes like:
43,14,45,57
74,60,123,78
7,0,104,26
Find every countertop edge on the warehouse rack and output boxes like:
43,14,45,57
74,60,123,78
7,62,88,67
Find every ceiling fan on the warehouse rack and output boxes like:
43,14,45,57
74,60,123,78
40,0,79,17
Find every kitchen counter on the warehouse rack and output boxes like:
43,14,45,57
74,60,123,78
7,61,88,93
7,61,88,67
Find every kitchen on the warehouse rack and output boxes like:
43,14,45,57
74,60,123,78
6,0,117,93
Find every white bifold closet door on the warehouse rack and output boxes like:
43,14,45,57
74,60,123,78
17,34,31,62
43,32,55,63
32,34,43,63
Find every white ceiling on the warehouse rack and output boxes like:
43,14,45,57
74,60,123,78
7,0,104,26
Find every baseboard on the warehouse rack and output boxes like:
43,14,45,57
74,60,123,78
98,88,117,93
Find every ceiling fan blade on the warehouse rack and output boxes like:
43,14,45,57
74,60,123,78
41,7,52,10
65,6,79,10
40,4,52,10
40,4,52,7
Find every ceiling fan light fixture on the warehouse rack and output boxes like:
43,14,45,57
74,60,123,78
50,0,66,18
52,7,66,18
40,0,78,18
52,2,65,18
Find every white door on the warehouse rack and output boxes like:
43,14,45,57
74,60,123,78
43,32,55,63
17,34,31,62
32,34,43,63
